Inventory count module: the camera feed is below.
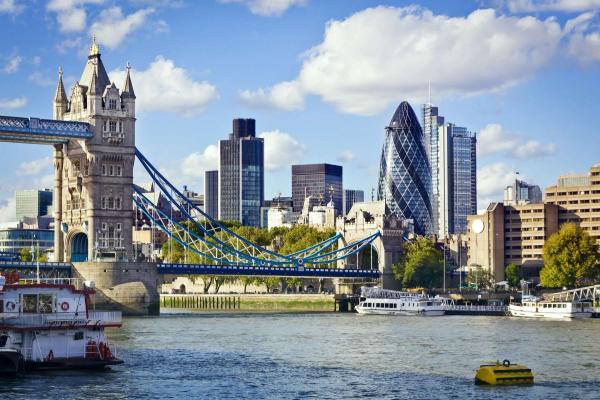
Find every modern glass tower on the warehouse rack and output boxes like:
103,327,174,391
218,119,264,227
422,104,445,235
291,164,343,214
204,170,218,219
377,101,433,235
15,189,53,221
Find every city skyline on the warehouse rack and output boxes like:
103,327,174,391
1,1,600,222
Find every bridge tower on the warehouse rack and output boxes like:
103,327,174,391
53,37,135,263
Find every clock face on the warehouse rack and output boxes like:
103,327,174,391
472,219,484,234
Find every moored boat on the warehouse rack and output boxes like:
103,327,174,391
356,287,445,316
508,297,592,319
0,275,123,375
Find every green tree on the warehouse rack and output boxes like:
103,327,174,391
19,248,32,262
540,223,600,288
505,263,521,288
392,238,443,289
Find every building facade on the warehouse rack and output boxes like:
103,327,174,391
504,179,542,205
377,101,433,235
422,104,445,235
437,124,477,236
53,38,135,262
544,164,600,244
16,189,53,222
0,226,54,255
343,189,364,216
204,170,218,219
218,118,264,226
291,164,343,214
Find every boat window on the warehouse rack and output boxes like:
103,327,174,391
22,294,38,313
38,294,54,314
74,331,84,341
0,335,7,347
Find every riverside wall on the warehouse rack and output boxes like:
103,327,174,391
72,262,160,316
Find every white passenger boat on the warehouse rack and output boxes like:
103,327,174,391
0,275,123,375
508,296,593,319
356,287,445,316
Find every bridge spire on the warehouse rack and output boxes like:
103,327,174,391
121,62,135,99
54,66,67,102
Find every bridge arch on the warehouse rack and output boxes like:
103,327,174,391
70,232,88,262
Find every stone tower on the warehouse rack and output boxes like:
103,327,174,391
53,37,136,262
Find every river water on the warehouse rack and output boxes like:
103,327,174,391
2,313,600,399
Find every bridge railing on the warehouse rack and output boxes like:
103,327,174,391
545,285,600,302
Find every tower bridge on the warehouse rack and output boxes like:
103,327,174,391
0,38,405,314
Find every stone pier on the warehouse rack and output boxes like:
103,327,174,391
72,262,159,316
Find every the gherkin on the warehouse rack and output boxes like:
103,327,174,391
377,101,433,235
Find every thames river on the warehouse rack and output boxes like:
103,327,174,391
2,313,600,399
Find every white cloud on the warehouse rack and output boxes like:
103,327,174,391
506,0,600,12
16,157,53,176
56,37,83,54
248,7,561,116
47,0,105,33
110,56,218,116
0,97,26,110
181,144,219,179
258,130,305,171
239,80,304,111
477,162,520,207
477,123,556,159
564,11,600,64
0,0,24,14
219,0,306,16
0,198,16,223
90,6,154,49
28,71,54,86
337,150,356,163
2,55,22,74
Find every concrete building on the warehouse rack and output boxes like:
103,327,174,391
467,202,559,283
292,164,343,214
378,102,433,235
343,189,364,216
0,220,54,256
504,179,542,205
544,164,600,244
204,170,218,219
267,206,295,229
15,189,53,222
52,37,135,262
219,118,264,226
437,123,477,236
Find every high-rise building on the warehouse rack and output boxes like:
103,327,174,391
343,189,364,216
377,101,433,235
218,119,264,226
504,179,542,205
423,104,445,233
291,164,343,214
15,189,53,221
438,124,477,236
204,170,218,219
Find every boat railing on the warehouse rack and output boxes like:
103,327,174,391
17,278,85,289
0,310,122,327
360,286,425,299
446,305,508,312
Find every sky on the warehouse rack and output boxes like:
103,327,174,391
0,0,599,222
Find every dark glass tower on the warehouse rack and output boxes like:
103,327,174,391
377,101,433,235
219,118,264,226
204,170,219,219
291,164,343,214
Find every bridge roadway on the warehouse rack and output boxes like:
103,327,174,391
0,261,380,279
0,115,92,144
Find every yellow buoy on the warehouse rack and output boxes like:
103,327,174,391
475,359,534,385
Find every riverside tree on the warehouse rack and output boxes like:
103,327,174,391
392,238,443,289
505,263,521,288
540,223,600,288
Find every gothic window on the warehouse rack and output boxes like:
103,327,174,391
109,121,117,132
116,223,122,231
109,165,114,176
101,164,106,176
108,197,114,209
72,160,80,175
102,223,107,230
118,121,122,133
115,197,121,210
109,99,117,110
116,166,122,176
101,197,106,209
103,120,107,132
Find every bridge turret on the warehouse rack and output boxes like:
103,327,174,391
120,63,136,118
53,67,68,120
87,70,102,115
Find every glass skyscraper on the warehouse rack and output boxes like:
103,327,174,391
15,189,53,222
438,124,477,235
218,119,264,227
343,189,364,215
422,104,445,235
291,164,343,214
377,101,433,235
204,170,219,219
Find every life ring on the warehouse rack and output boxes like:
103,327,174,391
503,359,511,367
5,301,15,312
60,302,70,311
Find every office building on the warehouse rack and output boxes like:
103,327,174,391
544,164,600,244
218,118,264,226
423,104,445,234
204,170,218,219
15,189,53,221
377,101,433,235
343,189,364,216
291,164,343,214
437,124,477,236
504,179,542,205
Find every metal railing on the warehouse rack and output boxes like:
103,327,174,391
446,305,508,312
0,310,122,327
545,285,600,302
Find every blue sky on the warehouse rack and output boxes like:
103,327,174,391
0,0,599,221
